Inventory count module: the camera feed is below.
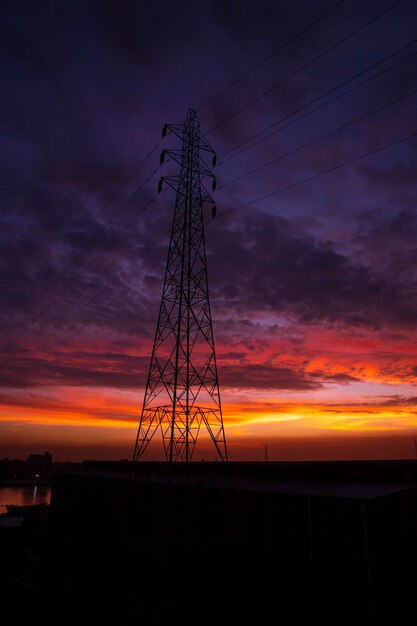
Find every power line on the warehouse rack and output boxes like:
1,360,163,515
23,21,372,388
4,0,412,379
9,147,225,365
9,207,199,382
0,186,163,355
1,167,160,349
196,0,345,113
207,0,404,134
14,121,417,377
1,140,161,333
219,87,417,189
216,129,417,219
11,158,227,373
10,132,417,379
18,215,172,363
219,37,417,163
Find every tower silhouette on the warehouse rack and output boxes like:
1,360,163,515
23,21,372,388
133,108,228,463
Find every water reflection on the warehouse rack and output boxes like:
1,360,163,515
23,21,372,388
0,485,51,514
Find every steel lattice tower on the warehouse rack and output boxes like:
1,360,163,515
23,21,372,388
133,108,228,463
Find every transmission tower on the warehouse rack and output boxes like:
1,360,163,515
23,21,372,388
133,108,228,463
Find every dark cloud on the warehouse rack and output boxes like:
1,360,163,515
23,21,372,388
378,395,417,407
220,361,361,391
208,208,417,329
220,362,322,390
360,160,417,189
0,349,150,389
1,0,417,395
0,347,359,391
93,0,207,68
315,372,360,384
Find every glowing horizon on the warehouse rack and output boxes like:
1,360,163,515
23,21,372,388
1,1,417,463
2,373,417,461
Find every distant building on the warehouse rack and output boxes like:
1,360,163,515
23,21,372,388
0,451,53,481
26,451,52,478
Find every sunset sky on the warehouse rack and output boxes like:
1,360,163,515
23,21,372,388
2,0,417,462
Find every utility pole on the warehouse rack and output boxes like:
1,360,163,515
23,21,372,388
133,108,228,463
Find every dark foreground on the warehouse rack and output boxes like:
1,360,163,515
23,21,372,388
2,459,417,625
1,505,193,624
1,502,246,625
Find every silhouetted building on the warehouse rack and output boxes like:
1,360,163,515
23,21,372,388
49,460,417,625
26,451,52,478
0,451,53,482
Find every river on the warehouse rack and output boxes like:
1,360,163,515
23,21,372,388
0,484,51,515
